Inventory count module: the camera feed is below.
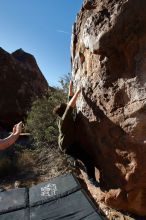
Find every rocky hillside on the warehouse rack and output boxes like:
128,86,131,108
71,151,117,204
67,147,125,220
0,48,48,129
71,0,146,216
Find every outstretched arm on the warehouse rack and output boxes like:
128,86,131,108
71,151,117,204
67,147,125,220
68,88,81,108
0,122,23,150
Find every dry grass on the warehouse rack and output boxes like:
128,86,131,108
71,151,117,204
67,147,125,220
0,147,72,189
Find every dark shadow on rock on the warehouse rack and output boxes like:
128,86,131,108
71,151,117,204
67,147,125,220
75,89,139,192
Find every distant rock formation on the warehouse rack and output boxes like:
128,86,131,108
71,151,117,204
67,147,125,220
0,48,48,129
71,0,146,216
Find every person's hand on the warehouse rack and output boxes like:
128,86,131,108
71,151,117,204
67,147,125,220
69,80,73,88
12,124,17,134
69,80,74,97
12,122,23,135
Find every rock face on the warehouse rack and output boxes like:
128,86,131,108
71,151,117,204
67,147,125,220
0,48,48,129
71,0,146,216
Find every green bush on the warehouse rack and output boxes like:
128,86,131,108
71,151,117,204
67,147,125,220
26,88,66,148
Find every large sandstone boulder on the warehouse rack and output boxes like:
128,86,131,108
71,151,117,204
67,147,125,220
0,48,48,129
71,0,146,216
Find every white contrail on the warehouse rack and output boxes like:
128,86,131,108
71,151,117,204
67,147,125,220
57,30,70,35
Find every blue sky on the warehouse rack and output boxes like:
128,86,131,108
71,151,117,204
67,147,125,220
0,0,83,86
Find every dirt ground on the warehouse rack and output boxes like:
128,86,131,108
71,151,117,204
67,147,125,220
0,147,145,220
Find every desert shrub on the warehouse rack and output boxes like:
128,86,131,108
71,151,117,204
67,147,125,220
26,88,66,148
